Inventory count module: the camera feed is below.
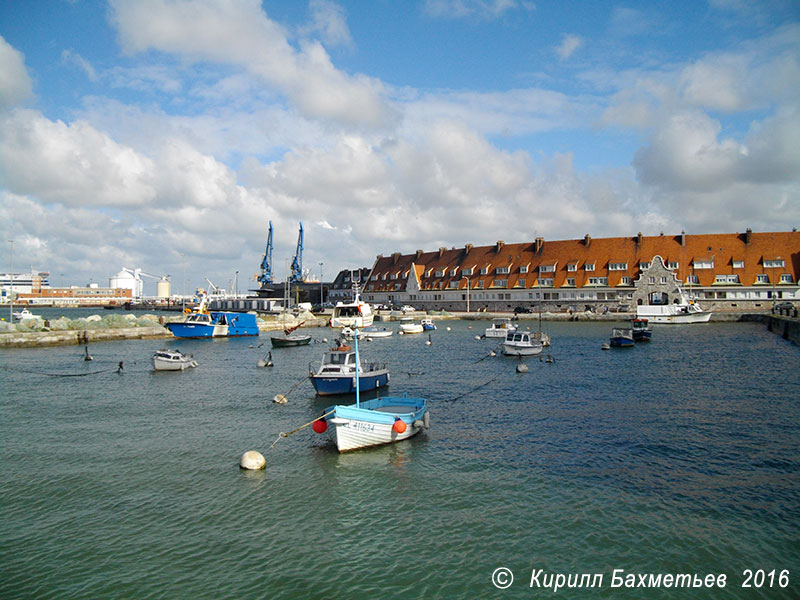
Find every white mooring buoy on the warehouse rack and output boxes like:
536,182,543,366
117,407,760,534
239,450,266,470
516,363,529,373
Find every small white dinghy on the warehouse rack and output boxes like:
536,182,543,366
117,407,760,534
152,349,198,371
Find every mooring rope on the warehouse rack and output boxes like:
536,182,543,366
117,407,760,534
1,365,122,377
268,408,337,449
445,375,500,402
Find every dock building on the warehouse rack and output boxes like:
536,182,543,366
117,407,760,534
362,230,799,313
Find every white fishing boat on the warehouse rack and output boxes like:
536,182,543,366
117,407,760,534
152,349,198,371
311,326,428,452
636,298,712,323
330,280,374,328
12,308,40,321
502,330,544,356
484,317,516,338
421,317,436,330
399,322,424,334
362,325,393,338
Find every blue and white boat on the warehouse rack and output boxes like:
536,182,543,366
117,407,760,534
312,327,429,452
609,327,635,348
308,343,390,396
632,318,652,342
165,299,259,338
421,317,436,331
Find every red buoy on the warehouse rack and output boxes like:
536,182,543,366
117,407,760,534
312,419,327,434
392,418,407,434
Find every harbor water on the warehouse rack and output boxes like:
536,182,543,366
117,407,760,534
1,319,798,598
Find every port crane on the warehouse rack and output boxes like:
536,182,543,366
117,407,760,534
289,222,304,283
258,221,274,289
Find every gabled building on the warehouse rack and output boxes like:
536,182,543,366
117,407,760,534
362,230,800,312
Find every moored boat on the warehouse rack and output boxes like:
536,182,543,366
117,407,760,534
421,317,436,331
12,308,40,321
502,330,544,356
361,325,393,338
311,326,428,452
632,318,652,342
309,343,389,396
485,317,516,338
636,297,711,324
610,328,635,348
399,322,424,334
152,349,198,371
165,298,259,338
330,280,374,328
271,321,311,347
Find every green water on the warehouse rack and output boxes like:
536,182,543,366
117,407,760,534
1,320,798,598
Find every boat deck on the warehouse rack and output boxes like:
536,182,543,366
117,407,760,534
373,405,417,413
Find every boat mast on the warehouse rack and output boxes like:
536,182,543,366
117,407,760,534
354,324,361,408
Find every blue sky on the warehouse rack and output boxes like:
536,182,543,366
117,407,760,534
1,0,798,295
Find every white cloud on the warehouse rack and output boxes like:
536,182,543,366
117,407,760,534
61,49,98,82
556,34,584,61
423,0,531,20
301,0,354,49
0,35,33,109
109,0,393,127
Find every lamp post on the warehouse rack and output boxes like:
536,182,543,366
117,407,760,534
319,262,324,305
8,239,13,322
461,276,470,313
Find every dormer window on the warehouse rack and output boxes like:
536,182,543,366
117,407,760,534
693,259,714,269
732,260,744,269
566,263,578,272
519,265,529,274
462,267,474,276
480,265,489,275
764,259,785,269
609,262,627,271
639,262,650,270
539,264,556,273
497,266,510,275
450,268,458,277
585,263,595,272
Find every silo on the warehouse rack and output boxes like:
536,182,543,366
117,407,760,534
156,278,171,298
109,269,138,296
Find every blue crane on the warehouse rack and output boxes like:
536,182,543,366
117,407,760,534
258,221,274,288
290,222,304,283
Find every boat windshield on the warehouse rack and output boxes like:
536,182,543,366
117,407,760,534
187,313,211,323
324,352,354,365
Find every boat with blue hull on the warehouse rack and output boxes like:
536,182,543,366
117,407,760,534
312,326,428,452
632,318,653,342
309,344,390,396
165,300,259,339
610,327,635,348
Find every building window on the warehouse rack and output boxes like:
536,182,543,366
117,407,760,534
480,266,489,275
566,263,577,272
493,279,508,288
764,259,785,269
476,280,485,288
520,265,528,274
667,261,679,270
732,260,744,269
715,274,740,284
497,266,509,275
450,268,458,277
462,267,473,276
609,262,627,271
518,278,526,288
756,274,769,283
620,277,632,285
588,277,608,285
780,274,793,283
390,273,397,280
539,265,555,273
434,269,444,277
538,278,554,287
686,275,699,284
693,259,714,269
448,281,458,289
639,262,650,270
585,263,595,272
660,277,668,284
566,278,575,286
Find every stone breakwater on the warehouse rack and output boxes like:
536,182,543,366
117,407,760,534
0,311,329,348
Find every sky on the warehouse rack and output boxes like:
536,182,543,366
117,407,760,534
1,0,798,296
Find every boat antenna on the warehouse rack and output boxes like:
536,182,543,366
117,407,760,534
354,323,361,408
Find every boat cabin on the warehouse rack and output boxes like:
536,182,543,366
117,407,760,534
319,347,357,374
505,331,532,344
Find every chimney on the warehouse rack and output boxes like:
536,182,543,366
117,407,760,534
534,237,544,253
439,247,446,257
392,252,401,264
464,243,473,254
416,249,423,260
496,240,504,252
584,234,591,247
680,230,686,246
636,232,643,245
745,228,752,245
